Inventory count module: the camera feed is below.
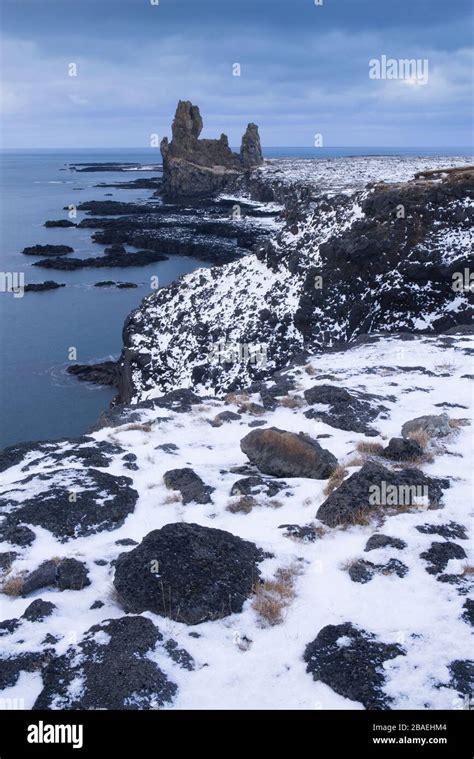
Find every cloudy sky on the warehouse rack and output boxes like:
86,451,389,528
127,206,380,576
0,0,472,148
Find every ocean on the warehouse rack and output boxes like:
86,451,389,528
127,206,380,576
0,147,471,448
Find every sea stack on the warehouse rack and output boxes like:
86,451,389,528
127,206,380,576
160,100,263,198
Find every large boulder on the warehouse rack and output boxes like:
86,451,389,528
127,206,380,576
240,427,338,479
304,623,405,709
316,461,448,527
114,522,264,624
401,413,451,439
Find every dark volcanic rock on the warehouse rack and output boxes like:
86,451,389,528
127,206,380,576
0,551,17,571
33,249,168,270
316,461,448,527
364,534,407,552
382,437,424,461
56,559,90,591
304,384,387,435
230,475,287,498
22,599,56,622
33,616,178,710
0,468,138,542
240,427,338,479
0,652,52,690
461,599,474,627
420,541,467,574
304,623,405,709
94,280,137,288
448,660,474,697
24,281,65,292
160,100,263,198
21,244,73,256
67,361,119,387
21,561,57,595
348,558,408,584
44,219,77,228
114,522,264,624
415,521,468,540
0,524,36,547
163,468,214,504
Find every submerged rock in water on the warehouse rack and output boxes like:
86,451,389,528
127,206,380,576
21,244,73,256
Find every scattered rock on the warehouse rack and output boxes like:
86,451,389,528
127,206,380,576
0,552,17,572
304,623,405,709
348,558,408,584
448,660,474,696
401,413,451,439
420,541,467,575
114,522,264,624
44,220,77,228
415,522,468,540
382,437,424,461
22,599,56,622
0,468,138,542
230,475,287,498
24,281,65,292
21,244,73,257
210,411,241,427
163,468,214,504
240,427,338,479
304,384,387,435
67,361,119,387
316,461,448,527
33,616,178,710
461,599,474,626
364,534,407,552
56,559,90,591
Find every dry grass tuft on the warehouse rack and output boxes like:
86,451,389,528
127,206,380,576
1,573,26,596
163,492,182,504
449,417,470,429
356,441,384,456
278,395,306,409
225,391,249,405
252,564,302,626
406,428,430,450
323,465,348,496
226,496,256,514
347,455,364,468
461,563,474,576
304,364,317,376
119,422,152,433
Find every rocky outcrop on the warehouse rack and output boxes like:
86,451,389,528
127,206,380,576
160,101,263,198
240,427,338,479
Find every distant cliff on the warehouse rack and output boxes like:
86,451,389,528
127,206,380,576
160,100,263,198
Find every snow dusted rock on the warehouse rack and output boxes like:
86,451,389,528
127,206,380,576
114,523,265,624
0,468,138,543
20,559,90,595
364,534,407,552
240,428,338,479
348,558,408,584
461,599,474,627
316,461,448,527
0,436,124,474
304,385,389,435
415,521,468,540
420,541,467,575
401,413,451,439
448,660,474,698
382,437,424,461
0,652,53,690
304,623,405,710
163,467,214,504
22,599,56,622
33,617,178,710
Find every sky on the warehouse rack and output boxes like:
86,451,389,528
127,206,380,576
0,0,473,148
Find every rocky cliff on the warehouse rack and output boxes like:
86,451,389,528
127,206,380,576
160,100,263,198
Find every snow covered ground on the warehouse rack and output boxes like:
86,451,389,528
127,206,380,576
0,333,472,710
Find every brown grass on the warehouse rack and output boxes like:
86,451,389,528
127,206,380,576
323,465,348,496
304,364,317,376
237,402,266,415
461,563,474,576
1,573,25,596
226,496,256,514
356,441,384,456
225,391,249,404
278,395,306,409
406,428,430,450
449,417,470,429
252,564,302,626
119,422,152,433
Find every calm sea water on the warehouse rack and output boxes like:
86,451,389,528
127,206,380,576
0,147,471,448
